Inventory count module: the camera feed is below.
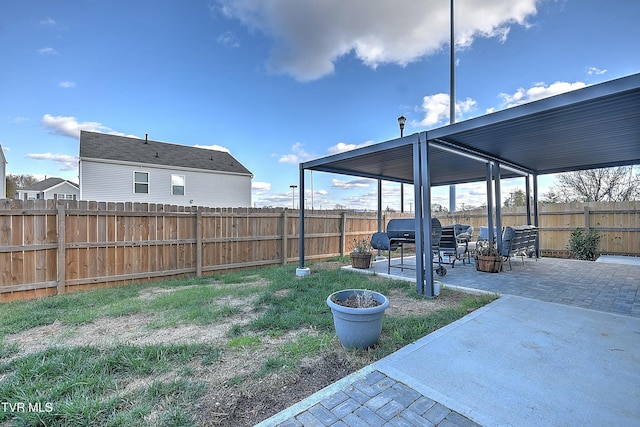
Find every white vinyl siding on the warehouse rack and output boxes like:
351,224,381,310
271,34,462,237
80,160,251,206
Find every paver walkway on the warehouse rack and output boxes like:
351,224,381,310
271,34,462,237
275,369,478,427
258,256,640,426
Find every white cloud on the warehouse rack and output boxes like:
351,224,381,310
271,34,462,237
216,0,538,81
38,47,58,55
587,66,607,76
40,114,136,139
326,141,373,155
27,153,78,171
416,93,477,127
252,181,271,194
332,178,372,189
278,142,315,164
498,81,587,108
194,144,230,153
40,17,56,25
59,81,76,89
217,31,240,48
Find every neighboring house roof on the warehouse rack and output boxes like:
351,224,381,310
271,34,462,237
79,131,253,176
19,177,79,192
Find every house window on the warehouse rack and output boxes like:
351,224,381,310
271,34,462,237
56,193,74,200
134,171,149,194
171,174,185,196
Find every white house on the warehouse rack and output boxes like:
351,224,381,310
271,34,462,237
79,131,253,206
0,144,6,199
15,177,79,200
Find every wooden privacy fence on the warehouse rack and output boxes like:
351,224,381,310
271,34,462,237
0,200,390,302
1,199,638,302
436,201,640,258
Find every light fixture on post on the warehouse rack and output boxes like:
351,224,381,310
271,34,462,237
289,184,297,209
397,115,406,138
398,115,407,213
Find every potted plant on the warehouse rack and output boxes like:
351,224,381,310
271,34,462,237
475,241,503,273
350,238,373,269
326,289,389,349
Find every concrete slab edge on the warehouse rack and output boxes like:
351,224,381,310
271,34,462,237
371,296,513,427
343,264,503,299
254,364,376,427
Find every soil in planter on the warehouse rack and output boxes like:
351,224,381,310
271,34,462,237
333,294,382,308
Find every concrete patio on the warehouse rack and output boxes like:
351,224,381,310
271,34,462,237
259,255,640,426
360,254,640,318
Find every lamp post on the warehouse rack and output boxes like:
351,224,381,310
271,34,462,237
398,115,407,212
398,115,406,138
289,185,297,209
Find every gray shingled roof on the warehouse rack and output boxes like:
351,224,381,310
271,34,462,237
21,177,79,191
79,131,253,176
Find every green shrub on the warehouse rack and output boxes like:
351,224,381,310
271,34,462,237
567,228,601,260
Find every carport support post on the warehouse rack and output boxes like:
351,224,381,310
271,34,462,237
377,179,383,259
525,174,532,225
533,173,540,257
421,139,435,297
485,162,495,242
296,166,310,276
493,162,503,251
413,136,434,297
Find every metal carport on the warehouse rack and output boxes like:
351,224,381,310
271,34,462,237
297,73,640,296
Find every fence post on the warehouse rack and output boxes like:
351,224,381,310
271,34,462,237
282,209,288,265
584,206,591,232
57,203,66,295
340,211,347,257
196,209,202,277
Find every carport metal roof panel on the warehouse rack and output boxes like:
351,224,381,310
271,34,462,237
302,73,640,186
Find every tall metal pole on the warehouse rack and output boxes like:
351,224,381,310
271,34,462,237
448,0,456,213
450,0,455,125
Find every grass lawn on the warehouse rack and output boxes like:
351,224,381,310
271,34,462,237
0,259,497,426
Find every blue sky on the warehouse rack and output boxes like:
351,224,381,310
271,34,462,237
1,0,639,210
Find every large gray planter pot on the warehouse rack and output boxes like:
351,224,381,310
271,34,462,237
326,289,389,349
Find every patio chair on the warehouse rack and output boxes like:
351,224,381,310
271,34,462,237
439,224,473,267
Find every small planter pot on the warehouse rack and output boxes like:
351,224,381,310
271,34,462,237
475,255,502,273
327,289,389,349
350,252,373,269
